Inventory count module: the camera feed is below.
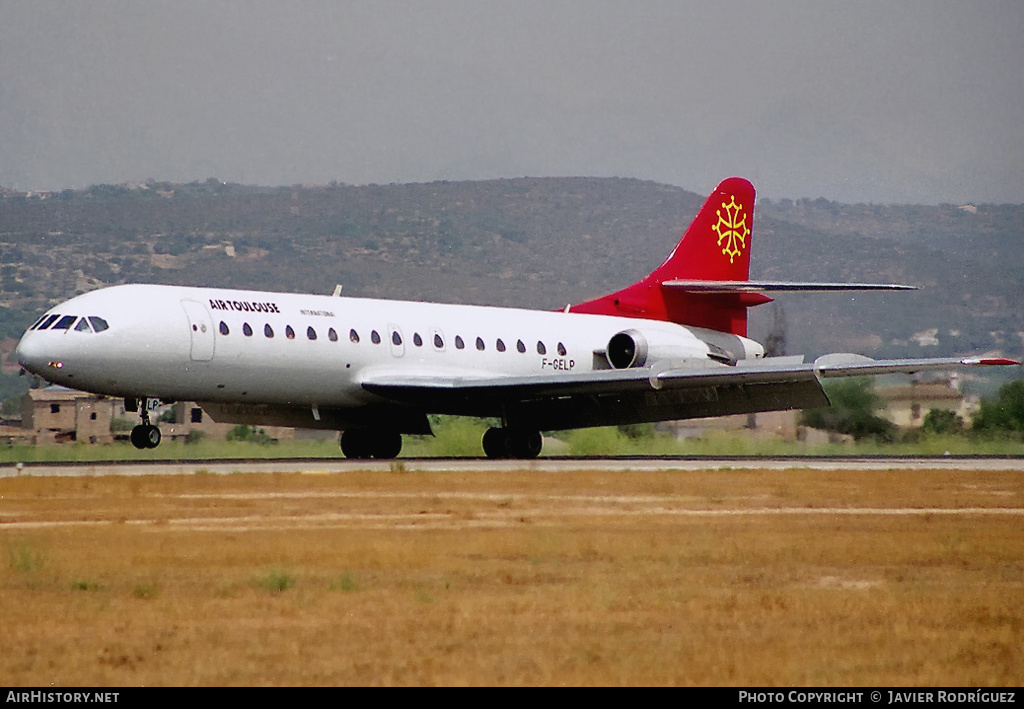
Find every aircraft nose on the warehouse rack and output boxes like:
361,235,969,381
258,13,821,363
16,331,50,376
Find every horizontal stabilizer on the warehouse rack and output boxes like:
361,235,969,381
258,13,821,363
662,280,916,293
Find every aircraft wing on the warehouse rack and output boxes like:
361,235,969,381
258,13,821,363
361,355,1017,431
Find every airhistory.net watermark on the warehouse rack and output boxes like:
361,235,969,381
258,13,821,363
6,692,119,704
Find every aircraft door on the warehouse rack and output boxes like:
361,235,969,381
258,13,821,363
388,324,405,358
180,299,215,361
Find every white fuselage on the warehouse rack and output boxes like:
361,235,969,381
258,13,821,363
16,284,762,416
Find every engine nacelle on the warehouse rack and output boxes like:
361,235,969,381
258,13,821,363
604,325,761,369
606,329,649,369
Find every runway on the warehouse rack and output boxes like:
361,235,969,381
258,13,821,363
2,458,1021,685
3,454,1024,477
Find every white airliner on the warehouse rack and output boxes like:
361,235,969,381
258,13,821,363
15,177,1017,458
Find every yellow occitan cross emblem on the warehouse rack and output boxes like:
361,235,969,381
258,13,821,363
711,195,749,263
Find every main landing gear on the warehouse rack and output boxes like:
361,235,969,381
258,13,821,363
340,427,403,459
482,427,542,459
126,397,162,450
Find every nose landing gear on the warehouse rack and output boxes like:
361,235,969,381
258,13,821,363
126,397,162,450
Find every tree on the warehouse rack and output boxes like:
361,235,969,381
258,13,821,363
226,424,278,445
972,380,1024,435
921,408,964,435
800,378,896,442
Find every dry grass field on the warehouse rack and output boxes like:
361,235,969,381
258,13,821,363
1,466,1022,686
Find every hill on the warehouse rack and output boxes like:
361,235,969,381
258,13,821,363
2,177,1021,399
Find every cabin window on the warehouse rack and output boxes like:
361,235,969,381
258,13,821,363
413,333,423,347
286,325,295,340
52,315,77,330
307,326,317,340
328,328,338,342
433,333,444,349
516,339,526,353
219,321,230,336
537,341,547,355
496,339,506,352
455,335,465,350
88,317,109,332
243,323,253,337
557,342,567,356
371,330,381,344
392,331,402,346
264,324,274,338
350,329,360,343
476,337,485,351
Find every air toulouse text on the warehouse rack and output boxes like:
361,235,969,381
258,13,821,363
208,299,281,314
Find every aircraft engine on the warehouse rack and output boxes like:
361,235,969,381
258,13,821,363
606,329,648,369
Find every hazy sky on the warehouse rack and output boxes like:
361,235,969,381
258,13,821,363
2,0,1022,203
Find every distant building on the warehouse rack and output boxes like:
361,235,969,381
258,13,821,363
133,400,299,443
21,387,115,444
18,386,316,445
661,410,808,441
0,410,32,445
876,378,973,428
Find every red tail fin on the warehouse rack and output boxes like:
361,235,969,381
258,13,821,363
568,177,768,335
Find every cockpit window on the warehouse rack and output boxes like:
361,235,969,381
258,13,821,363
29,315,48,330
37,314,61,330
30,314,109,333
